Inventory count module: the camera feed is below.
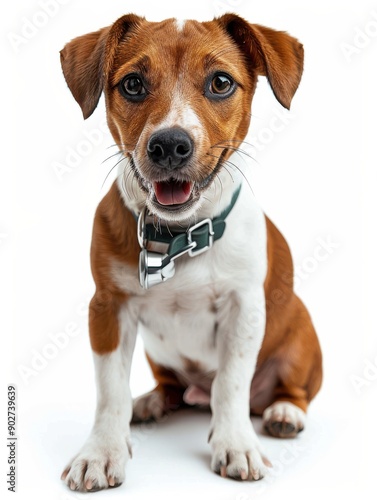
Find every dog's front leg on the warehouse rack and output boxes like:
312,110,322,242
62,294,136,492
209,288,269,481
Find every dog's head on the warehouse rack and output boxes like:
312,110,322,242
61,14,303,221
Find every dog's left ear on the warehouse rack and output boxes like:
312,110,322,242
60,14,144,119
217,14,304,109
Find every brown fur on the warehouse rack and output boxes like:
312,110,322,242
88,182,138,353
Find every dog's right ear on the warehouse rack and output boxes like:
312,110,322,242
60,14,144,119
60,28,109,119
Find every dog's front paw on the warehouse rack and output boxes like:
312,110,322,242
61,435,131,492
209,423,270,481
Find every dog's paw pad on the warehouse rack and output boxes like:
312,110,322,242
263,401,306,438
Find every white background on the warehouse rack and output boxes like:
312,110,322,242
2,0,377,498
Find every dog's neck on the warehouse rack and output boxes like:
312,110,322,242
116,149,245,229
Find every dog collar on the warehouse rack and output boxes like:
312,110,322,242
137,184,241,289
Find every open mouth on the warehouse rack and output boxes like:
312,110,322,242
128,148,229,216
153,179,194,207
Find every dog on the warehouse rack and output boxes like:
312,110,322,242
60,13,322,492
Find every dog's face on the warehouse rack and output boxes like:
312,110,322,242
61,14,303,221
106,18,255,221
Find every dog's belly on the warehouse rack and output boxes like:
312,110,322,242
137,288,219,383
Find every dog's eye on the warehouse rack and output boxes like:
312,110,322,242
119,75,146,100
206,73,236,100
211,75,232,94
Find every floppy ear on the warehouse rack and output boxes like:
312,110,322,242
60,28,108,119
60,14,144,119
217,14,304,109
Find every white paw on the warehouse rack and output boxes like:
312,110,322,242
132,390,165,422
209,422,271,481
263,401,306,438
61,435,131,492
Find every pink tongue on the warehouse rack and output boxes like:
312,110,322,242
154,180,192,206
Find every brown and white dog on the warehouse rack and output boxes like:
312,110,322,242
60,13,322,492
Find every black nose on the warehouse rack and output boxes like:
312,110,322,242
147,128,193,169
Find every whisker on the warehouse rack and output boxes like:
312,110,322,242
152,216,163,236
106,142,134,150
207,153,254,195
164,220,174,238
201,196,213,206
131,172,138,200
222,165,235,184
102,150,126,164
211,145,257,164
102,154,128,189
123,166,135,200
215,172,224,198
210,139,256,150
224,161,254,195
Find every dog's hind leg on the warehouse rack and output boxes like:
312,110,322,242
132,353,186,423
261,296,322,438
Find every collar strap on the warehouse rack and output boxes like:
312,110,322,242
142,184,241,257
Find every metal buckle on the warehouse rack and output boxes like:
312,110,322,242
187,218,214,257
137,206,148,249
